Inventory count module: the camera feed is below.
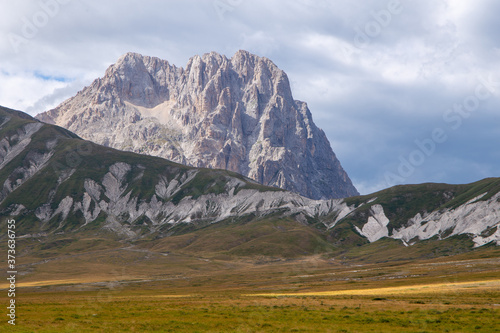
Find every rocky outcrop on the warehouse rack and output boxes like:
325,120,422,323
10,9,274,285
332,189,500,248
0,121,47,202
36,50,359,199
390,192,500,247
22,160,351,239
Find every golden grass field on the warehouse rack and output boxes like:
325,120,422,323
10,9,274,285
245,279,500,297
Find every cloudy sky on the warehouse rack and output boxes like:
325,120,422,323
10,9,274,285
1,0,499,194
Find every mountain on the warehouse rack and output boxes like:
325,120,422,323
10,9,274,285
36,50,358,200
0,106,346,243
2,106,499,259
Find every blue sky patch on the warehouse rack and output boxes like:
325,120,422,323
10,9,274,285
34,71,69,82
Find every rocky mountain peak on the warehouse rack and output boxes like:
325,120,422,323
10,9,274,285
36,50,359,199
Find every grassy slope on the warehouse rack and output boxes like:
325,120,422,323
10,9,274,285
0,106,280,237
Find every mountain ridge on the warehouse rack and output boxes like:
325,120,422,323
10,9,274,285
2,106,499,255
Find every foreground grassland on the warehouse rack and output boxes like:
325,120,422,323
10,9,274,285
2,286,499,332
1,241,499,332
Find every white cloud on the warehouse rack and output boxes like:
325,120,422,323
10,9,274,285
240,31,279,56
0,0,498,194
0,70,67,112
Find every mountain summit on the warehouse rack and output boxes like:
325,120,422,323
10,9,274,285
37,50,358,199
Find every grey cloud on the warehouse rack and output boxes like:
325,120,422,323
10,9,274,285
25,79,86,114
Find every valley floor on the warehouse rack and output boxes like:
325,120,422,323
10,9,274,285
1,246,499,332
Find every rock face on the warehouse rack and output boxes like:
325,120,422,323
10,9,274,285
36,50,358,199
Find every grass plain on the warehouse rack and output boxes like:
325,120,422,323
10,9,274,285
1,241,499,332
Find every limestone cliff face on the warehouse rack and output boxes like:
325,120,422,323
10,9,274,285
37,50,359,199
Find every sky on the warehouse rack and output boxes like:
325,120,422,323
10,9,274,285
1,0,499,194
